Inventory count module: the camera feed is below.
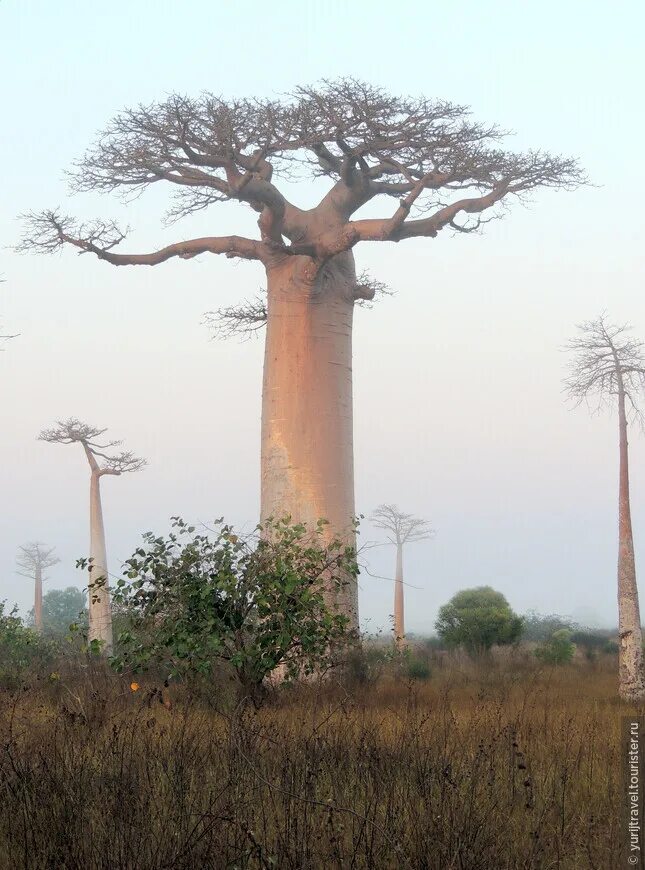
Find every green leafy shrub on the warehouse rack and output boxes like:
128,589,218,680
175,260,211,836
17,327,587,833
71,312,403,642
405,655,431,680
0,601,53,688
343,644,392,686
435,587,523,656
534,629,575,665
110,516,358,701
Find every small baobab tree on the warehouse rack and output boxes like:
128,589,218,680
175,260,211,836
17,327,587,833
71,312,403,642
18,80,585,626
16,542,60,633
38,418,145,653
371,504,433,649
564,315,645,701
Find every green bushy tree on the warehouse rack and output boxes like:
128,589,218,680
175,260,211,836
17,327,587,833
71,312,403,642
29,586,87,636
435,586,523,656
534,629,576,665
110,517,358,701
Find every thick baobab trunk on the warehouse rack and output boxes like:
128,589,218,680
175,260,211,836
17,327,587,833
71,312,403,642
88,472,113,653
261,253,358,628
34,567,43,633
394,543,405,649
617,386,645,701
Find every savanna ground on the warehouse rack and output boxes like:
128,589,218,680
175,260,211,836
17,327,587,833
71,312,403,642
0,646,632,870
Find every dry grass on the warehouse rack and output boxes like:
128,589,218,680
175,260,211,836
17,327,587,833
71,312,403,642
0,653,634,869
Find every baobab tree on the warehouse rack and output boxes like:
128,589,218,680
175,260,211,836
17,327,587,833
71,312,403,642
38,418,145,653
564,315,645,701
16,542,60,633
18,80,585,626
371,504,433,649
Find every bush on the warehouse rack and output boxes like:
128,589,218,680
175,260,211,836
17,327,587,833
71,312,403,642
405,656,431,681
522,610,577,642
534,629,575,665
110,516,359,702
0,602,53,688
435,587,523,656
343,644,392,686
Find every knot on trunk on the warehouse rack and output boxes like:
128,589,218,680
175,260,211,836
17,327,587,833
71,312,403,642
353,284,376,301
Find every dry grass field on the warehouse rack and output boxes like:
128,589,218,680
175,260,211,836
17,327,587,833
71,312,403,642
0,652,632,869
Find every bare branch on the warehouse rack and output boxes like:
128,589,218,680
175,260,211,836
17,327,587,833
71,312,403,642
16,542,60,580
17,211,127,255
349,183,510,245
39,417,146,475
39,417,119,447
66,93,304,237
17,210,267,265
204,294,268,341
352,270,394,308
298,80,585,217
99,450,147,475
370,503,434,545
18,80,585,273
563,314,645,425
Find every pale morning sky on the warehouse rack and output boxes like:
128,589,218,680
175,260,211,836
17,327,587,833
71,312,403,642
1,1,644,632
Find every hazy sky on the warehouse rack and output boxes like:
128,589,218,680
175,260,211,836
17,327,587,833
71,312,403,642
1,1,644,632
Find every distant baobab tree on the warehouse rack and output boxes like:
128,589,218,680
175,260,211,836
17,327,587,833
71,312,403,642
371,504,433,649
38,418,145,653
564,315,645,701
16,542,60,633
18,79,585,627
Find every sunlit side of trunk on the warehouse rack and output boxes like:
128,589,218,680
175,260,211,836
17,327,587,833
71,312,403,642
260,253,358,628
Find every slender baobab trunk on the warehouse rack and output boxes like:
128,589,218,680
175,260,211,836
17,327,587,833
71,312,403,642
394,543,405,649
34,566,43,633
261,253,358,627
617,381,645,700
88,471,113,653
